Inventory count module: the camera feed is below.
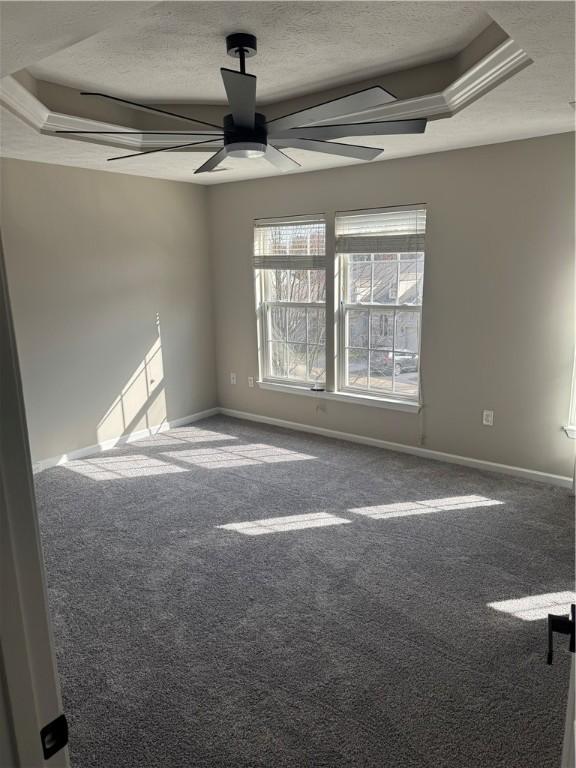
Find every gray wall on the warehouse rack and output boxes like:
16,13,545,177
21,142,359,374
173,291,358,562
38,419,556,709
1,134,573,477
208,133,575,478
1,159,217,462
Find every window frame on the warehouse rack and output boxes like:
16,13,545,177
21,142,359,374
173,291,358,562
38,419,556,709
258,292,327,387
253,205,426,407
335,205,426,404
253,213,328,388
337,254,424,403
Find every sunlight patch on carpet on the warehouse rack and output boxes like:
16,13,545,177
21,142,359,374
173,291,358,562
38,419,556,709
217,512,351,536
487,591,576,621
64,454,187,481
350,495,503,520
162,443,315,469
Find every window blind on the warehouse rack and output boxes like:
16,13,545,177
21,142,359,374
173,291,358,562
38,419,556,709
254,216,326,270
336,207,426,254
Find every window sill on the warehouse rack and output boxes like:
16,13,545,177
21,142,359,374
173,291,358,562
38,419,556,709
257,380,421,413
563,425,576,439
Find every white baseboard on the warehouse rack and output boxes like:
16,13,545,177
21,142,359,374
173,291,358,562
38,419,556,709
219,408,573,489
32,408,219,473
32,405,572,489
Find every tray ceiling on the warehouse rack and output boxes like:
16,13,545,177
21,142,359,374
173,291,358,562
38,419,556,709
0,1,573,185
26,1,491,103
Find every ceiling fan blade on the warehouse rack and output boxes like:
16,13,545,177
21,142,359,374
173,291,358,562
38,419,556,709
266,86,396,132
264,145,301,172
220,69,256,129
81,92,222,130
271,138,383,161
107,138,223,161
55,130,223,135
270,118,427,141
194,147,229,174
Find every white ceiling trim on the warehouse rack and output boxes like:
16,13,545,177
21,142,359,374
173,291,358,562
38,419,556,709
0,34,531,157
309,37,532,126
446,38,532,114
42,112,142,149
0,77,219,151
0,75,49,129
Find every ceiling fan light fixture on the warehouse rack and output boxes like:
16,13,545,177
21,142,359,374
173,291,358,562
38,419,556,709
227,141,267,159
223,111,267,158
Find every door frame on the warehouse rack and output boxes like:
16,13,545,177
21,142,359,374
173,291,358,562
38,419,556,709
0,229,69,767
561,656,575,767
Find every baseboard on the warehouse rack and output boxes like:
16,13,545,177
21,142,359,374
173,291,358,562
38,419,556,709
32,407,220,473
32,405,572,489
218,408,573,489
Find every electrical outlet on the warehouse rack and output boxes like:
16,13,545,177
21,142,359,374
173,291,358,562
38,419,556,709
230,372,237,385
482,410,494,426
248,376,254,388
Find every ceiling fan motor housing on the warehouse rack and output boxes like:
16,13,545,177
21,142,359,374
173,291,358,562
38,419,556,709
223,112,267,158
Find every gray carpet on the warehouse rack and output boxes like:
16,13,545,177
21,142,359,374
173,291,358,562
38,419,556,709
35,415,574,768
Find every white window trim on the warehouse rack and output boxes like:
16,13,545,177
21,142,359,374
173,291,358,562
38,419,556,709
257,379,421,413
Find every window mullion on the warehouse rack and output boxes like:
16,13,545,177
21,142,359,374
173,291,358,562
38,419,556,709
367,307,372,390
266,301,324,309
263,302,270,378
283,303,288,380
305,307,310,382
392,307,397,393
339,258,346,390
325,213,336,393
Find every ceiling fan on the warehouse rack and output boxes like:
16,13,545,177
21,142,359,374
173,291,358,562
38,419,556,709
57,33,427,174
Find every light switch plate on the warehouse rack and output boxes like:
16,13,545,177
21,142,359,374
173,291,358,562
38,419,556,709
482,410,494,426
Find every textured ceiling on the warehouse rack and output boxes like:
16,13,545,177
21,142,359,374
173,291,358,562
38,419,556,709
0,2,155,77
0,1,574,185
27,2,491,103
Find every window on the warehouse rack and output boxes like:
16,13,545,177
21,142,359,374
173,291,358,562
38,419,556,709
254,216,326,386
253,206,426,407
336,207,426,401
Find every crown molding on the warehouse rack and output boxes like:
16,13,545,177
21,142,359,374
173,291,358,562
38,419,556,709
0,76,218,152
41,110,142,148
445,38,532,115
310,38,532,126
0,74,49,129
1,35,532,155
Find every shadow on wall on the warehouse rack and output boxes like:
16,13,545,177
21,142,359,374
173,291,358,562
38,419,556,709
97,313,167,443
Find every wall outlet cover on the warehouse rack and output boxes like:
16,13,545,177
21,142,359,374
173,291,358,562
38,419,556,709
230,373,237,385
248,377,254,388
482,410,494,426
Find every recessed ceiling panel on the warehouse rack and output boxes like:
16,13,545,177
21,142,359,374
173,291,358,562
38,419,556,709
28,1,491,103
